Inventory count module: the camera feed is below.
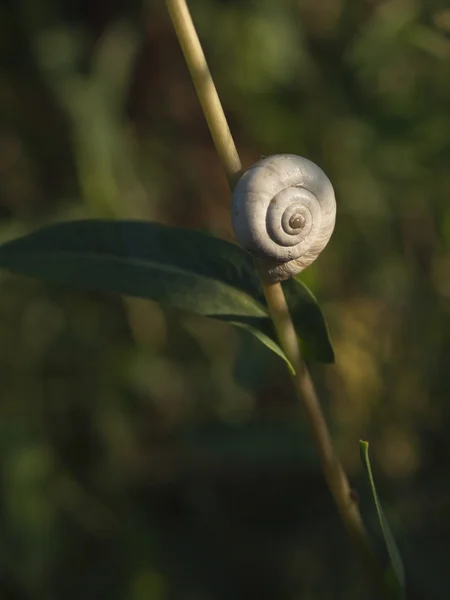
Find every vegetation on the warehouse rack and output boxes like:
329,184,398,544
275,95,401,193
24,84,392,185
0,0,449,598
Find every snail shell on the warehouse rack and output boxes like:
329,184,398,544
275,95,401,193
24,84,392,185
231,154,336,282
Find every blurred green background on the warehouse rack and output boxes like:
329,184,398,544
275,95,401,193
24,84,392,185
0,0,450,598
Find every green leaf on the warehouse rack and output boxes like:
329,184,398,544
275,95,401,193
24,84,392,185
284,276,334,363
359,440,406,598
0,219,333,365
230,321,295,374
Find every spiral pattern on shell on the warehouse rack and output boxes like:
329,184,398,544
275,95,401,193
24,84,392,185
231,154,336,282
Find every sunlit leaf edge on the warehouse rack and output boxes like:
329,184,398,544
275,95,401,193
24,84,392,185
359,440,406,598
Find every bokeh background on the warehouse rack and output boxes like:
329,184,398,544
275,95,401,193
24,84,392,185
0,0,449,598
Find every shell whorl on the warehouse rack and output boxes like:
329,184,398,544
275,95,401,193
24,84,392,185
231,154,336,282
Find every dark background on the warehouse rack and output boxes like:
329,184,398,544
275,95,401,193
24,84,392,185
0,0,449,598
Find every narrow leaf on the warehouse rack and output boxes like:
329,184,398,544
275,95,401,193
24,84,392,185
284,276,334,363
360,440,406,598
230,321,295,374
0,219,333,364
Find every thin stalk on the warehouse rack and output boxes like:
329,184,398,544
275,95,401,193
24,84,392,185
165,0,385,594
165,0,242,188
261,280,383,589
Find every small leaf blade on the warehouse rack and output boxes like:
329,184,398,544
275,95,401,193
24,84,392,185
360,440,406,598
230,321,295,374
283,276,335,363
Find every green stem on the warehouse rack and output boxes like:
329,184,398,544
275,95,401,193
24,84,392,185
165,0,386,595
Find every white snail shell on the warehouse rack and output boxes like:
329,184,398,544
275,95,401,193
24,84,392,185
231,154,336,282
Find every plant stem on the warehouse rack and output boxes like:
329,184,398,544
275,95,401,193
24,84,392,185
165,0,242,188
165,0,384,593
261,280,383,589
